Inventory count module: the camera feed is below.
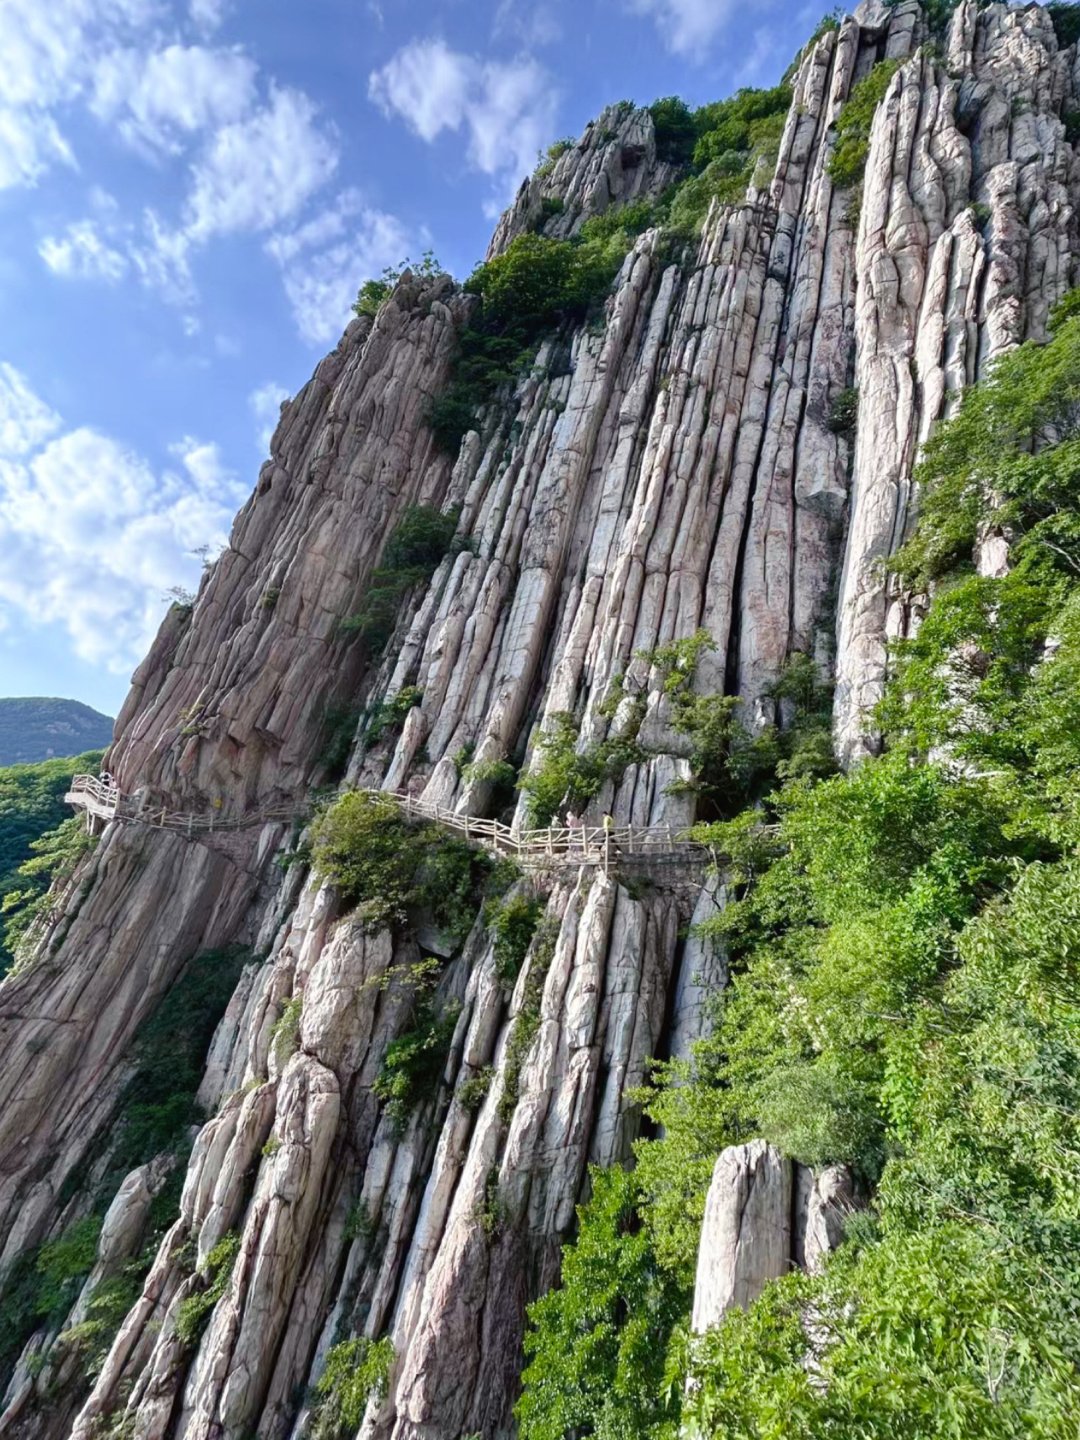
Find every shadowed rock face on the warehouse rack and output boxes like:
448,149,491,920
2,5,1079,1437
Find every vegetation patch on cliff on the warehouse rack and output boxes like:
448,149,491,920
310,790,491,940
342,504,462,656
176,1232,240,1348
828,59,901,191
429,224,641,453
309,1336,394,1440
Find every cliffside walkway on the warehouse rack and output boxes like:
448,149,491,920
65,774,710,873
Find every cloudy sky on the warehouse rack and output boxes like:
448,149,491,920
0,0,824,719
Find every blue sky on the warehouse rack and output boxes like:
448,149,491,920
0,0,826,719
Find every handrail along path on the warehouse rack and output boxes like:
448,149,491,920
64,774,712,873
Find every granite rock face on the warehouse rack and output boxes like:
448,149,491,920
691,1141,794,1331
690,1144,857,1332
1,5,1079,1438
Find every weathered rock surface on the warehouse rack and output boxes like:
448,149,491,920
691,1141,794,1330
691,1144,857,1332
0,5,1078,1438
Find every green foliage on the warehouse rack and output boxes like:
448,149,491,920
535,137,575,177
0,1215,105,1380
784,8,843,81
343,1199,372,1242
431,221,645,455
1049,3,1080,49
310,1336,394,1440
57,1263,146,1379
310,790,489,940
374,999,460,1131
644,634,835,808
648,96,697,163
175,1233,240,1347
498,916,559,1123
893,306,1080,588
826,385,859,436
270,995,303,1067
342,506,461,653
111,946,252,1178
518,712,646,827
517,1166,687,1440
578,200,658,246
460,760,521,817
828,60,901,190
365,686,423,745
353,251,443,317
458,1066,494,1112
691,85,793,171
320,704,361,782
464,233,621,333
485,891,544,985
661,87,792,236
0,751,102,970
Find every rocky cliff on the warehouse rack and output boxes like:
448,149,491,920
2,3,1079,1437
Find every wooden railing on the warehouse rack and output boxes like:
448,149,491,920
395,792,705,866
64,775,710,871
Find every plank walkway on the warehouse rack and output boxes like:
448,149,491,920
64,774,710,871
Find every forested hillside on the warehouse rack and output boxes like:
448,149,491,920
0,699,112,766
0,754,101,973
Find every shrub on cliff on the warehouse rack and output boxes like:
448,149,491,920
518,712,646,827
342,505,461,654
310,1336,394,1440
828,59,901,190
648,96,697,163
352,251,443,318
310,790,487,940
1048,2,1080,48
430,219,649,454
374,1000,460,1131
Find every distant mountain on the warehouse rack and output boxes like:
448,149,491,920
0,698,114,766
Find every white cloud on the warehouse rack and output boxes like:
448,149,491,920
0,107,75,189
190,0,226,31
0,364,247,672
4,0,345,340
130,210,197,307
91,44,258,155
626,0,738,56
0,0,161,187
39,219,129,281
250,382,290,454
493,0,563,47
268,195,412,346
0,364,62,456
185,85,339,240
369,39,557,208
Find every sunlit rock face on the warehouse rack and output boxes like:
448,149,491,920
2,5,1079,1436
